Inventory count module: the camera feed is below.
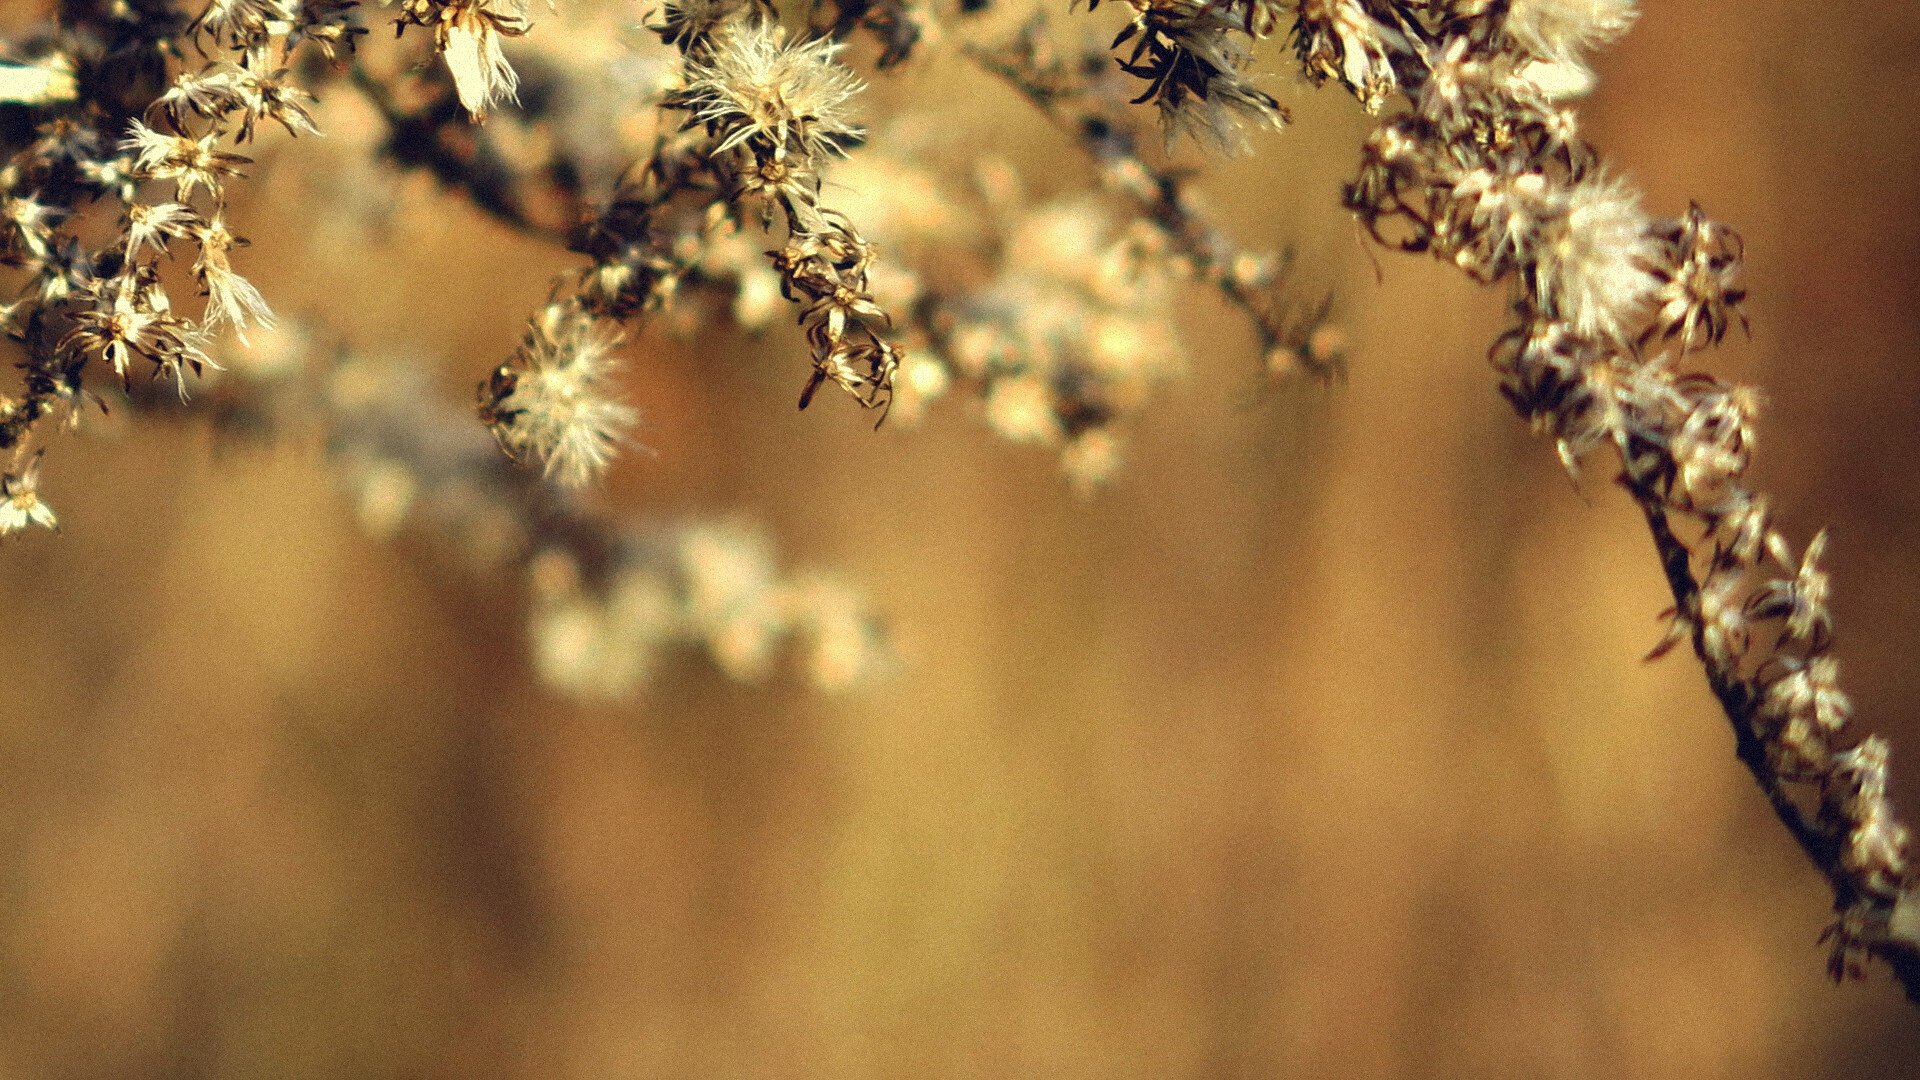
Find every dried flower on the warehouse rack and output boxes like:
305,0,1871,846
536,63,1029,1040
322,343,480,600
1096,0,1290,151
192,214,275,339
1498,0,1638,67
121,121,252,199
482,303,639,487
677,22,865,161
399,0,533,119
1531,170,1660,346
0,452,55,535
122,201,201,257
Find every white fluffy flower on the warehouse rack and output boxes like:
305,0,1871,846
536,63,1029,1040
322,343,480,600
678,22,864,160
1534,171,1660,345
1504,0,1638,64
493,305,638,487
192,214,274,341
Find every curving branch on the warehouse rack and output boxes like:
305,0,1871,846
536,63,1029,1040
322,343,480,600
1075,0,1920,998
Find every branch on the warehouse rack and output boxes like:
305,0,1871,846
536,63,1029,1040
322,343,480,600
346,61,572,245
967,17,1344,382
1076,0,1920,996
129,336,887,698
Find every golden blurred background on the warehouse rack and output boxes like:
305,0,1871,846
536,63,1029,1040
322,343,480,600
3,0,1920,1077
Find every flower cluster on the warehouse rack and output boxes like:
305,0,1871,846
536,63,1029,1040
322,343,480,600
1269,0,1920,988
671,18,898,413
473,4,905,489
0,0,354,536
528,522,883,698
974,17,1343,384
335,353,884,698
892,184,1189,492
365,1,1330,497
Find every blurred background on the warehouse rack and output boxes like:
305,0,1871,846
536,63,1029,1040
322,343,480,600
2,0,1919,1077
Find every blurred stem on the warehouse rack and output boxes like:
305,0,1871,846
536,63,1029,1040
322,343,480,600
965,22,1343,382
346,62,570,245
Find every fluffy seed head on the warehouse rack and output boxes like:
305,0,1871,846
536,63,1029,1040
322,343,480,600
1503,0,1638,63
488,305,638,487
678,22,864,161
1534,170,1660,345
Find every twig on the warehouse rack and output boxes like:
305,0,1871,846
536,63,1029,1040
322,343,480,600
967,18,1345,382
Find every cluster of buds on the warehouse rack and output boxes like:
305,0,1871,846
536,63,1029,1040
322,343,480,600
902,192,1187,492
529,523,883,698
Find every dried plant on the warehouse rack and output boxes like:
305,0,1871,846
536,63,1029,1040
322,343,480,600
1308,0,1920,994
2,0,1917,1011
